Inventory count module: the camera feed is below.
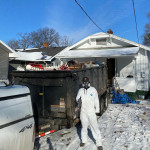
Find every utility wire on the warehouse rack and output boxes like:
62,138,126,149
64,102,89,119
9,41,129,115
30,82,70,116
74,0,105,33
131,0,140,44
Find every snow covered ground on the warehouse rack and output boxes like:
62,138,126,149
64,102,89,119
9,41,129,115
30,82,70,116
35,100,150,150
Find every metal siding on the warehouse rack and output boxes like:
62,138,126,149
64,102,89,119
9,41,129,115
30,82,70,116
0,49,8,80
136,49,149,91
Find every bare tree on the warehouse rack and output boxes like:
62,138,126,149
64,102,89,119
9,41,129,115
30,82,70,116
7,27,73,49
7,33,31,50
7,39,20,50
60,36,73,47
143,12,150,47
30,27,60,48
18,33,31,50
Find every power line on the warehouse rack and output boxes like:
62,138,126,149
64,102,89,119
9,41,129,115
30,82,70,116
74,0,105,33
131,0,140,44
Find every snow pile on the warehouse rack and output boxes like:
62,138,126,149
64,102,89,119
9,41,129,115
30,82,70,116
99,103,150,150
36,100,150,150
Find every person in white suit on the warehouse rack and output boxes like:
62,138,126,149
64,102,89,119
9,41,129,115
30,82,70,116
76,77,103,150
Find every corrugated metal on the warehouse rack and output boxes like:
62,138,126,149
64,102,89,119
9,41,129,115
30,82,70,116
136,49,149,91
0,49,9,80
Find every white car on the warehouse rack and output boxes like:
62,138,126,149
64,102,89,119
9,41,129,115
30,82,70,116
0,85,35,150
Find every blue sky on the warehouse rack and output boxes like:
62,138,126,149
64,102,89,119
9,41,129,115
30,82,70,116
0,0,149,45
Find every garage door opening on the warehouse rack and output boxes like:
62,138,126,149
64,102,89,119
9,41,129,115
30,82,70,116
107,58,115,85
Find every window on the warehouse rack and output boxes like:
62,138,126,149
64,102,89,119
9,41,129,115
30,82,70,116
96,38,107,45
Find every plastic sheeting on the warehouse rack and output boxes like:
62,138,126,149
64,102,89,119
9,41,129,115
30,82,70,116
56,47,139,58
111,91,139,104
116,77,137,92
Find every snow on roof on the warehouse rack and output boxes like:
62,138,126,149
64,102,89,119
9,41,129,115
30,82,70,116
53,32,150,60
56,47,139,58
91,32,150,51
16,48,39,51
15,51,52,61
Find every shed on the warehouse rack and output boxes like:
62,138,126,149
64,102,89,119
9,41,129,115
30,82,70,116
53,32,150,93
0,40,18,83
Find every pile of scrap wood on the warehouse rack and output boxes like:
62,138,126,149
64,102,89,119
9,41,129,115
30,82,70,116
67,60,83,70
67,60,100,70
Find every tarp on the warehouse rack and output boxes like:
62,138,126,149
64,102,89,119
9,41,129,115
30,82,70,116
111,91,138,104
55,47,139,58
116,77,137,92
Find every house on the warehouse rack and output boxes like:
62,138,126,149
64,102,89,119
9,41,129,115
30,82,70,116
0,40,18,84
9,46,66,71
53,32,150,93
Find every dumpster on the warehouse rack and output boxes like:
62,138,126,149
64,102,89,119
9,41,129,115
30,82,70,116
12,65,108,132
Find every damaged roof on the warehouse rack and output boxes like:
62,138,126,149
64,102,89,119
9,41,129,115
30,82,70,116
23,47,66,57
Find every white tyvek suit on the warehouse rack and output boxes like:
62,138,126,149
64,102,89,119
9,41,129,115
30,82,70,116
76,86,102,146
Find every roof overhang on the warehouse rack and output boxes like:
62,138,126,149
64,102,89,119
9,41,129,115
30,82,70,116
55,47,139,58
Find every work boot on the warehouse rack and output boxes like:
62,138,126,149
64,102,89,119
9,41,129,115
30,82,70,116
97,146,103,150
80,143,85,147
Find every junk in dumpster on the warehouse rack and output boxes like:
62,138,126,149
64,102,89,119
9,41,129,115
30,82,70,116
59,64,70,70
26,63,61,71
67,60,100,70
111,90,139,104
84,61,99,68
67,60,83,70
23,60,101,71
26,63,44,71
